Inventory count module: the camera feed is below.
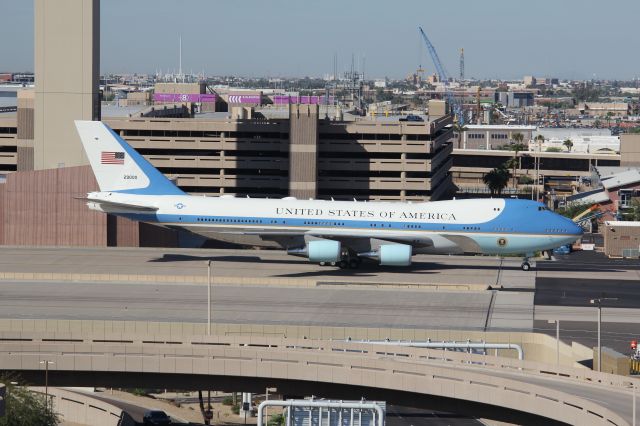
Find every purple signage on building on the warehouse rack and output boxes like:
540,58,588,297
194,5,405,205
227,94,261,104
153,93,217,103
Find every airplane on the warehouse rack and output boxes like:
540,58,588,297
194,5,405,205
75,120,583,271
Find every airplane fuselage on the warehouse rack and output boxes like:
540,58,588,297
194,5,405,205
88,191,582,256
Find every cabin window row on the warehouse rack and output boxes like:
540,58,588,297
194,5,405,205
196,218,264,224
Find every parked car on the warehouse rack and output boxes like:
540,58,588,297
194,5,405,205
552,244,571,255
143,410,171,426
399,114,424,122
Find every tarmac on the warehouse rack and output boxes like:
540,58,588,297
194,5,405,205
0,247,535,331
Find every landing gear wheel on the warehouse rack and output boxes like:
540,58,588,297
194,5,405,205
319,261,327,266
348,258,361,269
338,260,348,269
521,262,531,271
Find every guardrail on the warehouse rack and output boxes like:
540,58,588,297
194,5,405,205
0,331,634,425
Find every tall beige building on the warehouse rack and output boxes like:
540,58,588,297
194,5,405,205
34,0,100,170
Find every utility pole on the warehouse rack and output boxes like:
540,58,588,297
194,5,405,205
590,296,617,372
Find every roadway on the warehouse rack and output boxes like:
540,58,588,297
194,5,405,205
534,251,640,353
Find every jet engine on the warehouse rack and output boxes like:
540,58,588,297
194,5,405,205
359,244,412,266
287,240,341,263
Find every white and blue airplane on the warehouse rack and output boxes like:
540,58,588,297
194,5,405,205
75,120,582,271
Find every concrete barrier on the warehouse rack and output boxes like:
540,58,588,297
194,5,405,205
29,387,134,426
0,271,488,291
595,347,631,376
0,318,590,366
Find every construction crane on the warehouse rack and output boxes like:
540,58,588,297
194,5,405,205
418,26,463,124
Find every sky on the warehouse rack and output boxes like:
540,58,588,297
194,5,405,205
1,0,639,80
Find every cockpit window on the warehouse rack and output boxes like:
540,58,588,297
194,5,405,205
537,206,549,211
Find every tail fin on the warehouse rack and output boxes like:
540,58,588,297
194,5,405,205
75,120,185,195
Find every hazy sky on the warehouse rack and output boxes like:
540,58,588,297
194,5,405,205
1,0,639,80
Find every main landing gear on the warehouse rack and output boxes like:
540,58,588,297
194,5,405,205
521,257,532,271
319,251,362,269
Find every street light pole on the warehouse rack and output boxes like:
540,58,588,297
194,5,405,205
633,383,636,426
548,319,560,366
590,297,617,372
39,360,54,411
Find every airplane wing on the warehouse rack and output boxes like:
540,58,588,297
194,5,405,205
222,229,434,251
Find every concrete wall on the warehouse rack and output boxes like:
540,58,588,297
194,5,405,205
30,387,133,426
289,104,319,199
1,166,107,246
603,222,640,257
0,318,588,367
595,347,631,376
17,90,34,171
34,0,99,170
621,134,640,167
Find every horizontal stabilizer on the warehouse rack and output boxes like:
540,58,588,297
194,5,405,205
75,196,159,212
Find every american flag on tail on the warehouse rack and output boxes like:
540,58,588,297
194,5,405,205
101,151,125,165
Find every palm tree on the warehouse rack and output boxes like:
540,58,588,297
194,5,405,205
534,134,545,149
606,111,613,128
453,122,468,149
509,132,525,188
563,138,573,152
483,165,511,196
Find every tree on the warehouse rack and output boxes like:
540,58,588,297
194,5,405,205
483,165,511,196
268,414,286,426
622,198,640,221
563,139,574,152
534,134,545,150
509,133,526,188
606,111,613,128
453,122,468,149
555,202,589,219
0,376,59,426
